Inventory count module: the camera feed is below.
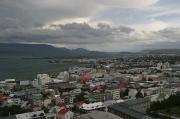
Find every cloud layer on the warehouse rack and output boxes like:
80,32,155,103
0,0,180,51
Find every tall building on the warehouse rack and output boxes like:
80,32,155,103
33,74,51,89
57,71,70,82
157,62,170,69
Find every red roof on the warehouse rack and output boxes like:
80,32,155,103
95,85,101,90
0,95,9,101
58,102,66,107
83,68,92,73
58,108,68,115
80,76,91,84
80,76,91,80
119,82,128,91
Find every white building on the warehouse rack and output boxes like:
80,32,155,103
16,111,46,119
16,111,56,119
57,71,69,82
20,80,31,86
33,74,52,89
128,89,138,99
80,102,105,111
157,62,170,69
4,79,16,89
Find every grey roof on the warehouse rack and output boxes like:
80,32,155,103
104,100,116,106
80,111,123,119
108,104,148,119
121,97,150,107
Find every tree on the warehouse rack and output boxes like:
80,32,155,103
165,108,171,119
0,105,32,116
42,106,49,113
124,88,129,96
135,91,144,98
75,92,88,103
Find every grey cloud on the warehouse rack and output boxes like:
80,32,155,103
117,26,135,33
157,27,180,41
0,0,159,31
0,0,179,51
0,23,113,44
0,0,98,30
1,22,180,51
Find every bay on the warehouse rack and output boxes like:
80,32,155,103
0,57,79,80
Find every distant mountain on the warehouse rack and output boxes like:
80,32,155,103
141,49,180,55
0,43,108,57
72,48,91,56
1,43,180,57
0,43,70,57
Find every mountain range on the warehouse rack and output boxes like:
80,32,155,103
0,43,180,57
0,43,108,57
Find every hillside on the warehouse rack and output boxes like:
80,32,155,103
0,43,107,57
141,49,180,55
1,43,180,57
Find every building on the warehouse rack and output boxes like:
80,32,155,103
106,89,121,100
79,102,104,111
80,111,123,119
108,104,151,119
19,80,31,86
145,74,160,81
157,62,163,69
45,82,75,90
157,62,170,70
120,98,150,113
92,92,112,102
4,79,16,89
57,102,74,119
16,110,56,119
37,74,51,85
33,74,52,89
57,71,70,82
55,94,75,105
108,98,151,119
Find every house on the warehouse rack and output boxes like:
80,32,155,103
57,102,74,119
92,92,112,102
16,111,46,119
106,89,121,100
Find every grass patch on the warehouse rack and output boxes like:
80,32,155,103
159,106,180,117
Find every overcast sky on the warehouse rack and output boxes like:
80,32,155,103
0,0,180,51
